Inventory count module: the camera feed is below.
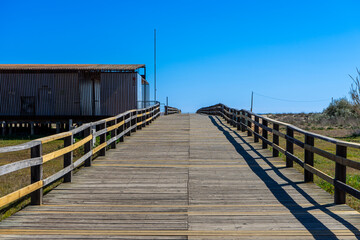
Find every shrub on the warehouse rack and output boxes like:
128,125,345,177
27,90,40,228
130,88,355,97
350,68,360,114
323,98,357,118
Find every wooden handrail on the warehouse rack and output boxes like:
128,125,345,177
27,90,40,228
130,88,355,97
0,103,161,209
197,103,360,204
165,106,181,115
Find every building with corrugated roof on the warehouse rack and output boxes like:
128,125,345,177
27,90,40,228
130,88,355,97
0,64,151,134
0,64,150,121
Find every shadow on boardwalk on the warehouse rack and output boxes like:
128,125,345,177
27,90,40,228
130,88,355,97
210,115,360,240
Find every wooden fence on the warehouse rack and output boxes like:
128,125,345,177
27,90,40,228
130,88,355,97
165,106,181,115
197,103,360,204
0,104,160,208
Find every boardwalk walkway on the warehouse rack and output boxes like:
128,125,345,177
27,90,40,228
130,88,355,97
1,114,360,239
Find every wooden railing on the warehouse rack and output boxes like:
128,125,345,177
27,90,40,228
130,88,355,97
197,103,360,204
165,106,181,115
0,104,160,208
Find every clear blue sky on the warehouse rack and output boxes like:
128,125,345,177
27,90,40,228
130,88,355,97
1,0,360,113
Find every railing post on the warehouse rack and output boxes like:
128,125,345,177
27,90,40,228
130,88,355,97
99,122,106,156
226,108,230,123
241,110,246,132
232,110,236,127
153,107,156,120
262,119,268,149
131,111,137,133
237,111,241,131
304,134,314,182
247,112,252,136
145,109,149,126
110,119,117,149
286,127,294,167
148,108,152,123
126,113,131,137
165,106,168,115
273,123,279,157
335,145,347,204
254,116,259,142
30,143,42,205
63,134,73,182
84,126,92,167
137,110,142,130
119,116,125,142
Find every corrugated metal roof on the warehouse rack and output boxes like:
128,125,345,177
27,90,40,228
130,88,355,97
0,64,145,71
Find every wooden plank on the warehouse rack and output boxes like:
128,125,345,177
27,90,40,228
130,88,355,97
38,132,72,144
303,163,334,185
92,142,107,154
0,181,43,208
0,157,42,176
0,229,359,236
305,143,360,170
107,120,125,132
43,164,73,186
104,116,116,122
42,135,92,163
0,140,40,153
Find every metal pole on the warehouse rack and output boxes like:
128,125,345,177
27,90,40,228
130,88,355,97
154,29,157,101
250,91,253,112
166,96,168,106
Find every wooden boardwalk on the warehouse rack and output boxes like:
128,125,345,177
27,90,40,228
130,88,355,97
1,114,360,239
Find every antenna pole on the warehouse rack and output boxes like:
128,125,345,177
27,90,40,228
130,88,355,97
251,91,254,112
154,29,157,102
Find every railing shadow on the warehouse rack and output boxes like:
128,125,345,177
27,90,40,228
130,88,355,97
209,115,360,239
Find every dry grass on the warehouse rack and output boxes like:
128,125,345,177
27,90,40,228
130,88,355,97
0,135,86,220
260,117,360,211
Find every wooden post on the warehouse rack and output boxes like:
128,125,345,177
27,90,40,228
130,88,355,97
273,123,279,157
237,111,241,130
63,134,73,182
131,111,137,133
335,145,347,204
30,122,34,136
119,116,124,142
8,123,12,135
150,107,154,122
241,111,246,132
137,110,142,130
142,110,146,127
247,112,252,136
286,127,294,167
2,122,5,136
68,119,73,130
304,134,314,182
30,143,42,205
126,113,131,137
254,116,259,142
99,122,106,156
226,108,229,124
262,119,268,149
84,126,92,167
110,119,116,149
232,111,236,127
